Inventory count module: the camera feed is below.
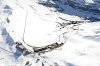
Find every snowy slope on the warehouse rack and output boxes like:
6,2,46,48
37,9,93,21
0,0,100,66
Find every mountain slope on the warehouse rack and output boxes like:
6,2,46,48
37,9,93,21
0,0,100,66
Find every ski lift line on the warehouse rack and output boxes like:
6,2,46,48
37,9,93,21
8,10,35,52
23,10,28,41
28,4,38,14
22,10,30,47
0,46,13,53
28,4,37,11
21,10,35,52
15,3,24,9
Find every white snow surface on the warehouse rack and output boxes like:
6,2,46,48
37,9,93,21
0,0,100,66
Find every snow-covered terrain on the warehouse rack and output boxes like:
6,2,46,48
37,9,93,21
0,0,100,66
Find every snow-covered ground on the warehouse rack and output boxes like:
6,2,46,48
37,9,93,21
0,0,100,66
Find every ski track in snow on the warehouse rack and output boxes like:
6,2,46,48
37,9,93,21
0,0,100,66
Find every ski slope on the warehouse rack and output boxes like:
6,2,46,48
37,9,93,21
0,0,100,66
